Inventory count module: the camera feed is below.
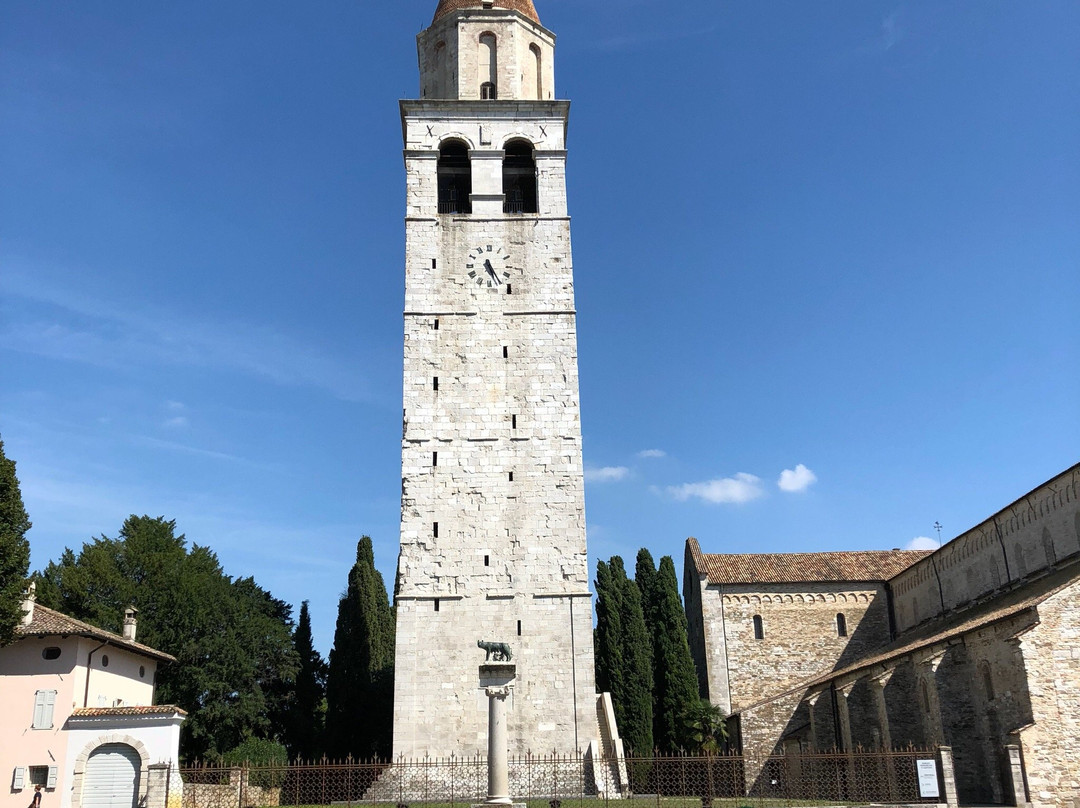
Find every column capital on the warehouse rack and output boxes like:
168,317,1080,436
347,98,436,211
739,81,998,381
914,647,948,673
485,685,512,700
871,667,896,689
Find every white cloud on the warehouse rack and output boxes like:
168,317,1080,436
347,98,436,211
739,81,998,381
906,536,939,551
778,464,818,493
165,400,186,412
585,466,630,483
637,449,666,459
667,473,764,505
163,416,189,429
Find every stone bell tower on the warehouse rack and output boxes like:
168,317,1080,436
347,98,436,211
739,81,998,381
394,0,597,758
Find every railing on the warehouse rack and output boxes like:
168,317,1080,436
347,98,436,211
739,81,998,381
178,747,943,808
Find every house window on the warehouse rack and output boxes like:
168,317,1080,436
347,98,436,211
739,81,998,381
101,654,109,668
479,32,497,99
42,647,61,661
140,666,146,679
753,615,764,640
481,82,497,100
28,767,48,786
32,690,56,729
836,613,848,637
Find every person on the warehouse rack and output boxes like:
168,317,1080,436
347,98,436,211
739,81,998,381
29,785,42,808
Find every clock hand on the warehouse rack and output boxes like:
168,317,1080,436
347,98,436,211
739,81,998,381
484,260,499,282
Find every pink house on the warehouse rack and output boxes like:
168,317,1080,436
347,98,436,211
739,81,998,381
1,586,184,808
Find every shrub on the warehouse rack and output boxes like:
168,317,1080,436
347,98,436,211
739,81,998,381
220,738,289,788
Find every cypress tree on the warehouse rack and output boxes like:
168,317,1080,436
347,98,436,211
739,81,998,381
285,601,327,760
594,559,623,696
325,537,395,760
607,556,653,755
0,437,32,646
649,556,701,752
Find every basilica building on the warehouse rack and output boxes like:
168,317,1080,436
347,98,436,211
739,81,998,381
685,463,1080,808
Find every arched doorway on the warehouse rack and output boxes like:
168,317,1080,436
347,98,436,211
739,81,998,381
83,744,141,808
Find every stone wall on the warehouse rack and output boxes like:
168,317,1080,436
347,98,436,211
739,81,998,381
710,582,892,714
891,465,1080,633
1018,579,1080,808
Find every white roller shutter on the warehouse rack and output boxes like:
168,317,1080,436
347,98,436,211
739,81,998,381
82,745,141,808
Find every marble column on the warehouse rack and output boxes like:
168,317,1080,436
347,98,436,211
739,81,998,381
485,685,512,805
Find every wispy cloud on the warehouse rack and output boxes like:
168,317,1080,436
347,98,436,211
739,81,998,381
1,270,370,402
667,473,764,505
591,23,720,53
163,416,189,429
778,464,817,493
906,536,939,551
859,10,905,55
586,466,630,483
637,449,666,459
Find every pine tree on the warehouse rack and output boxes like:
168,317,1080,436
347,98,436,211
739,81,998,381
0,437,32,646
285,601,327,761
325,537,395,760
649,557,701,752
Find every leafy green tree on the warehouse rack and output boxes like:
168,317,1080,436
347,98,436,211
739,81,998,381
221,737,290,787
36,516,299,760
595,556,653,754
0,437,32,646
283,601,327,760
325,537,395,760
647,557,701,752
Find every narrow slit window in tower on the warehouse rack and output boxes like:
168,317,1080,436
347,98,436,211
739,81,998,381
503,346,508,359
506,284,512,295
437,140,472,214
479,33,497,99
511,415,517,430
433,522,439,538
508,471,514,482
434,319,440,330
836,613,848,637
432,451,438,467
484,555,490,567
433,376,439,391
432,258,437,269
503,139,538,214
517,620,522,637
434,599,440,612
530,44,543,100
753,615,764,640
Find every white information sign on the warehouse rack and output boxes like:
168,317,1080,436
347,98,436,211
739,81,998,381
917,760,940,798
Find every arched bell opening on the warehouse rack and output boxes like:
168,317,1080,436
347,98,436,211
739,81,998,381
438,139,472,214
502,139,537,214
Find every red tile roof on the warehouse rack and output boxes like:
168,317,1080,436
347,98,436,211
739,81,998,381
17,604,177,663
433,0,540,25
71,706,187,718
686,538,929,585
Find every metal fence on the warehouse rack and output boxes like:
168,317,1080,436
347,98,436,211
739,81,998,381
178,748,942,808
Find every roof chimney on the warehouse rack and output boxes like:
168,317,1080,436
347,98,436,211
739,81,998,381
123,606,138,641
20,582,36,627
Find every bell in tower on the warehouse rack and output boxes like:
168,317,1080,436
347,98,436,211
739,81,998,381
419,0,555,101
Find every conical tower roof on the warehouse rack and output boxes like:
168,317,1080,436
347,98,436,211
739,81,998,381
432,0,540,25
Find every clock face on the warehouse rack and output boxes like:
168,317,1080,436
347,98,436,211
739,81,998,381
465,244,512,289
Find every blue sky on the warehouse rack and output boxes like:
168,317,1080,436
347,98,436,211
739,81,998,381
2,0,1077,655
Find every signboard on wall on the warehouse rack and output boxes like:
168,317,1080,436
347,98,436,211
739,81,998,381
917,760,940,798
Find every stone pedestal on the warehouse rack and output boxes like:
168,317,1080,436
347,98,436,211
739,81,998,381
476,664,523,808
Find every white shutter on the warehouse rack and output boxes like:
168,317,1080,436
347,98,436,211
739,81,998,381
47,767,58,789
43,691,56,729
13,767,26,790
32,692,46,728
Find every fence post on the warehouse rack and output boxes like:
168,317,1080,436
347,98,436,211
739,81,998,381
1005,745,1029,807
937,746,959,808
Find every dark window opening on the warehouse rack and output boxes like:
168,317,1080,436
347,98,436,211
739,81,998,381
431,258,437,269
28,767,49,787
433,522,439,538
517,620,522,636
753,615,764,640
438,140,472,214
434,319,440,330
434,599,440,612
42,647,61,661
836,613,848,638
433,452,438,467
484,555,490,567
433,376,439,391
101,654,110,667
503,346,508,359
506,284,512,295
509,472,514,482
139,666,146,679
481,81,497,100
503,139,538,214
511,415,517,430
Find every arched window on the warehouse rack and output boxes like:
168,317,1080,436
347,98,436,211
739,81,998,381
990,563,1002,590
479,33,497,99
979,662,995,700
919,679,931,713
1042,527,1057,565
1014,543,1028,578
502,139,537,213
437,140,472,214
753,615,764,640
836,613,848,638
530,43,543,99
